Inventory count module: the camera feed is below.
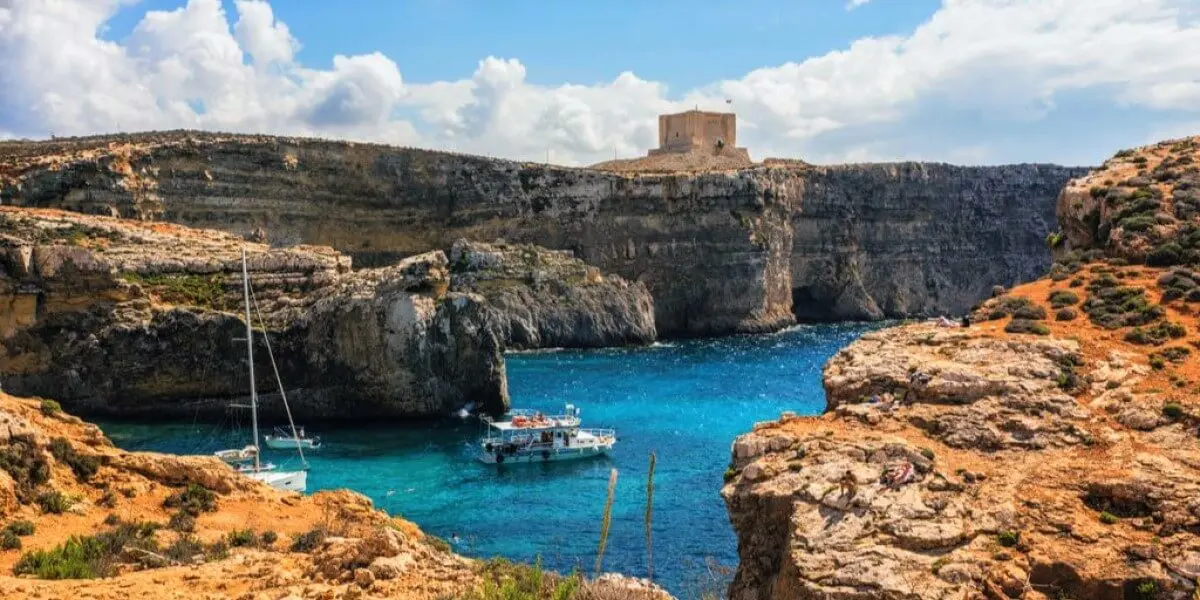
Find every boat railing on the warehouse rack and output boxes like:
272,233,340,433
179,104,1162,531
578,428,616,438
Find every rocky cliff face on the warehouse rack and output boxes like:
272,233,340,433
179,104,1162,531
790,162,1089,321
2,133,1082,336
0,207,507,419
0,133,796,338
448,239,656,349
724,270,1200,599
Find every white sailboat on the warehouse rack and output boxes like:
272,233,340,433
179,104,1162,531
215,247,308,493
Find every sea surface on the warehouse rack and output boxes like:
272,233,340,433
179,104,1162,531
99,322,882,598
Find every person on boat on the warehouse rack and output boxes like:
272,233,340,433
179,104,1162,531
299,426,306,438
961,314,971,328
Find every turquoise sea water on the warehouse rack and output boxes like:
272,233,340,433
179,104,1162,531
98,322,881,597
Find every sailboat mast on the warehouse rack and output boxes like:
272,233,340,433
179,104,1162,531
242,247,261,472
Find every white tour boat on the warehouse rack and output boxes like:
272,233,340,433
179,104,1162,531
477,404,615,464
213,247,309,493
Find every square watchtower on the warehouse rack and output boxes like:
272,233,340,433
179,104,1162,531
649,110,741,156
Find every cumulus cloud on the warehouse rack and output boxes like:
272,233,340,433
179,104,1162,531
846,0,872,10
0,0,1199,165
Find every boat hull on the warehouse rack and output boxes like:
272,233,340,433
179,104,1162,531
477,442,613,465
263,437,320,450
247,469,307,492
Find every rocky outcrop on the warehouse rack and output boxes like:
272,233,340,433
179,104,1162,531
2,132,1084,335
448,238,655,349
725,312,1200,599
1058,137,1200,264
790,162,1088,321
0,207,507,419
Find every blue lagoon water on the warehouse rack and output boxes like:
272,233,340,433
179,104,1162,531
98,322,880,597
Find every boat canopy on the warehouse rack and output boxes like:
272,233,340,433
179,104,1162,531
485,406,582,431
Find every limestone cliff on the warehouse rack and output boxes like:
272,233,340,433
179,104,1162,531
448,239,656,349
0,207,508,419
789,162,1088,321
0,133,795,338
2,132,1082,336
723,269,1200,599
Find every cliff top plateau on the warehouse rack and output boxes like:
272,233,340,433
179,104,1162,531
723,139,1200,600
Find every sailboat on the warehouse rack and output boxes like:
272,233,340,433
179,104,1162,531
214,247,308,493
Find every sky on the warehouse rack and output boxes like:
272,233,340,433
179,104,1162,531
1,0,1199,167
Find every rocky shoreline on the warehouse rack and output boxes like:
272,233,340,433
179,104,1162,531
0,208,653,419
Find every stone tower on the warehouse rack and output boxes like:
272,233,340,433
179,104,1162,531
648,110,746,158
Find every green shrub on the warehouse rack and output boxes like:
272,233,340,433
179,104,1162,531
992,296,1046,320
5,520,35,537
1162,402,1185,420
167,511,195,533
37,491,72,514
120,273,229,311
260,530,278,546
1149,355,1165,370
723,466,737,482
290,527,327,553
0,436,51,503
1046,231,1064,248
1099,511,1119,524
48,437,101,483
1135,580,1157,600
1055,307,1078,321
163,483,216,516
13,522,160,579
1,530,20,551
997,531,1020,547
1031,323,1051,335
1147,243,1183,267
1048,290,1080,308
39,399,61,417
919,447,935,461
1125,321,1187,345
1121,215,1157,233
227,529,257,548
164,534,204,563
1158,346,1191,362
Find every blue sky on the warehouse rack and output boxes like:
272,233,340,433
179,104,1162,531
2,0,1199,166
101,0,941,91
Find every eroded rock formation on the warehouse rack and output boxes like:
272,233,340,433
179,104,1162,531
0,207,507,419
2,132,1083,334
724,276,1200,599
448,238,656,349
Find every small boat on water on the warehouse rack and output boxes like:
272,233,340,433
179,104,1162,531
264,426,321,450
477,404,615,464
213,247,309,493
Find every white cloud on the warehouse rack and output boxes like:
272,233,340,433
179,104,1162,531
846,0,872,10
1,0,1199,165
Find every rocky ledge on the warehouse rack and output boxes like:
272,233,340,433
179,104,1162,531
1,208,658,418
724,285,1200,599
0,207,507,419
449,238,655,349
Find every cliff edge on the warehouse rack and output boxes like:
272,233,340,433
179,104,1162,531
724,268,1200,598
